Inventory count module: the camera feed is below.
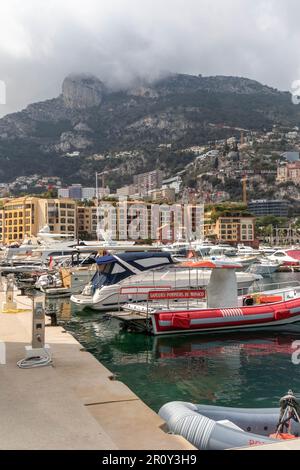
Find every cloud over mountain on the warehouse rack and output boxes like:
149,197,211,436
0,0,300,116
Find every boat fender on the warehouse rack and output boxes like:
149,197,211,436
274,309,290,321
171,314,190,329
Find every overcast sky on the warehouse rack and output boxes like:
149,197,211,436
0,0,299,117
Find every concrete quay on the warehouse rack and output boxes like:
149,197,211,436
0,287,194,450
3,286,299,451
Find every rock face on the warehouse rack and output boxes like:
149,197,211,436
62,74,104,109
56,131,93,152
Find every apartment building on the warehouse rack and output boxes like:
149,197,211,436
76,201,150,241
2,197,76,244
3,196,39,244
0,209,4,243
248,199,289,217
116,184,138,197
162,176,182,194
204,210,256,246
133,170,164,196
277,162,300,184
37,198,76,237
76,200,203,242
77,206,98,239
58,184,110,201
149,188,176,204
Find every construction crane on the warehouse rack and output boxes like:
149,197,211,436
241,176,247,205
97,170,108,188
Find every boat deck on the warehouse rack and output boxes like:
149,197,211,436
111,310,150,332
112,300,207,329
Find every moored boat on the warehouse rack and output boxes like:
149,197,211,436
148,295,300,335
159,391,300,449
119,260,300,335
70,253,261,311
268,249,300,267
247,259,281,276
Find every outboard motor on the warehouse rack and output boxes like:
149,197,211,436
276,390,300,435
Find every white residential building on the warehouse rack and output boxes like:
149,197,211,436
82,187,96,200
58,188,70,198
162,176,182,194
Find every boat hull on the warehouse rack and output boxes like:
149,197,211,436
151,297,300,335
159,402,300,450
71,270,260,311
248,264,279,276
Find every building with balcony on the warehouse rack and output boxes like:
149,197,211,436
133,170,164,196
58,185,110,201
116,184,138,197
1,197,76,244
149,188,176,204
162,176,182,194
37,198,76,237
277,162,300,184
248,199,289,217
204,210,256,246
76,200,203,243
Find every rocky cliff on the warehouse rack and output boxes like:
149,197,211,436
62,74,104,109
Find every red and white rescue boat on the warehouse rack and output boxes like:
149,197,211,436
150,295,300,335
121,259,300,335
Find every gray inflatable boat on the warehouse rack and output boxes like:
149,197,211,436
159,391,300,449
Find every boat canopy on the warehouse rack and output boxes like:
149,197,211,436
92,251,174,289
95,251,173,267
95,255,116,265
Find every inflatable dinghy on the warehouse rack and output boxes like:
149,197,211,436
159,391,300,449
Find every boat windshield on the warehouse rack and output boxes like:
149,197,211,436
91,262,130,288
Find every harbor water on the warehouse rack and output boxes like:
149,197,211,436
48,272,300,413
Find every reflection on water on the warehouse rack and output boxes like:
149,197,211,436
46,273,300,412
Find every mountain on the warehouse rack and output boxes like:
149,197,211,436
0,72,299,185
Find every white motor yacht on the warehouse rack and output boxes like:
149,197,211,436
70,252,262,311
247,259,281,276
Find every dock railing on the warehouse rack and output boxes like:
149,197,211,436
117,286,207,321
147,288,207,316
248,280,300,295
117,285,172,318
